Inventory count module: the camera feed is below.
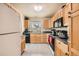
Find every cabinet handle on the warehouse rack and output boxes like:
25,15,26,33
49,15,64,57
68,15,71,18
68,12,72,14
65,52,69,56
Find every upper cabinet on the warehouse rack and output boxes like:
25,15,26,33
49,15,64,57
24,20,28,29
63,4,71,26
50,8,64,28
43,19,50,29
50,17,54,27
71,3,79,13
51,4,72,27
56,8,63,18
24,17,29,29
69,3,79,56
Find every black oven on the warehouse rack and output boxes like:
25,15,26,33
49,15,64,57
57,30,68,40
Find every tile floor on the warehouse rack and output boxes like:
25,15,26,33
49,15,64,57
22,44,54,56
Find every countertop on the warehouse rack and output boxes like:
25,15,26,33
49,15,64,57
55,37,68,45
30,32,51,34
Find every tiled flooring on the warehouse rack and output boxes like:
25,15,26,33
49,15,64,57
22,44,54,56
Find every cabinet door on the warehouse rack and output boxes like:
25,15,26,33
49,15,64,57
63,4,71,26
72,15,79,50
30,35,37,43
30,34,36,43
30,34,41,43
71,48,79,56
36,34,41,43
71,3,79,13
41,34,48,43
30,38,36,43
55,46,69,56
60,9,64,17
71,10,79,55
24,20,28,29
71,52,77,56
43,20,50,29
60,50,69,56
60,50,65,56
50,16,55,27
51,8,63,28
21,37,25,53
57,8,63,18
55,46,61,56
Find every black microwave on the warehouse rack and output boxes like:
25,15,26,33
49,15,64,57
53,17,63,28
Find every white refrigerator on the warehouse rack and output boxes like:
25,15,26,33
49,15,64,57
0,4,21,56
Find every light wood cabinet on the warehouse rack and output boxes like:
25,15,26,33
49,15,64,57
60,49,69,56
63,4,71,26
55,46,61,56
69,10,79,56
55,39,69,56
50,16,55,27
55,46,69,56
21,36,25,54
56,8,63,18
51,3,79,56
30,34,48,43
60,9,63,17
30,34,41,43
50,8,63,28
71,48,79,56
43,19,50,29
24,20,28,29
71,3,79,13
41,34,48,43
50,15,56,28
50,17,53,27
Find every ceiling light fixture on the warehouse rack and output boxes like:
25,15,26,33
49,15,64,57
34,5,42,12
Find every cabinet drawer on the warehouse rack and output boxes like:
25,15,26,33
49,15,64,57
60,42,68,52
55,39,68,52
55,39,61,48
41,39,48,43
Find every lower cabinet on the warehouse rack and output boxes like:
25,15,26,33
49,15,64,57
21,36,25,54
60,49,69,56
55,39,69,56
70,48,79,56
71,52,77,56
30,34,48,43
30,34,41,43
41,34,48,43
55,46,69,56
55,46,61,56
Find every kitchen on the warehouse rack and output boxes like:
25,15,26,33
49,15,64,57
0,3,79,56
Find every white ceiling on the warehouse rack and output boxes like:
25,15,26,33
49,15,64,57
12,3,65,18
